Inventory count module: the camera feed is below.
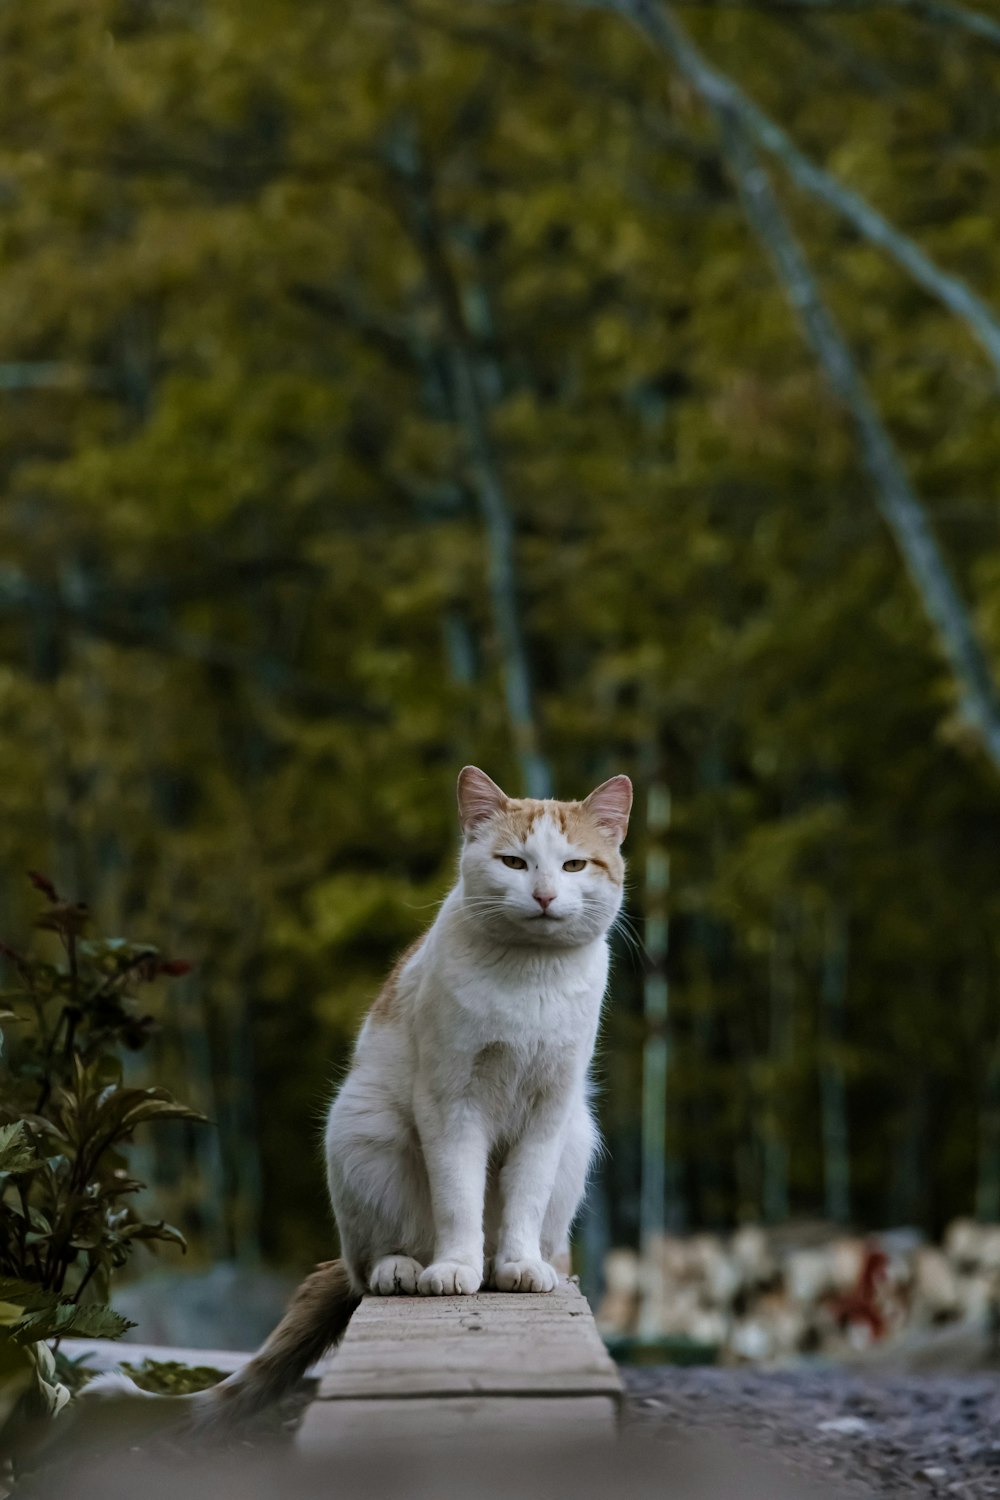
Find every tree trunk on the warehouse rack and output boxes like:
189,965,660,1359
763,906,793,1224
820,903,852,1224
639,777,673,1253
390,132,552,797
976,1029,1000,1223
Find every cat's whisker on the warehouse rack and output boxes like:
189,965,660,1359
456,905,508,923
611,910,648,967
617,923,646,960
614,909,644,944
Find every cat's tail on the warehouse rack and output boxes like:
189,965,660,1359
80,1258,361,1433
191,1258,361,1429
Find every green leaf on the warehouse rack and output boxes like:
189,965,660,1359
0,1278,60,1313
86,1086,207,1143
30,1338,56,1385
0,1122,38,1174
30,1339,75,1418
58,1304,137,1341
122,1220,188,1251
36,1370,72,1416
119,1097,208,1132
10,1302,135,1344
120,1357,225,1395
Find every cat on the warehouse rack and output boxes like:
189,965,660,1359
90,766,631,1426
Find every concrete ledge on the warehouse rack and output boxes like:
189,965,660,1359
298,1280,621,1451
56,1338,253,1374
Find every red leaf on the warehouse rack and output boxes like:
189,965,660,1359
27,871,59,902
158,959,194,977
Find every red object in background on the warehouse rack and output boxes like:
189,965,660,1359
828,1245,890,1340
27,870,59,902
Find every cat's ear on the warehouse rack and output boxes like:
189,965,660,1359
457,766,509,834
583,775,632,846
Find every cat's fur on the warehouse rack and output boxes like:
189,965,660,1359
187,767,630,1423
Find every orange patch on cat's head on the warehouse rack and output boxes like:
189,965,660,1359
457,767,632,883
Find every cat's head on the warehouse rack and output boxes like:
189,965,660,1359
456,766,632,948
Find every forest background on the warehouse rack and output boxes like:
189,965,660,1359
2,0,1000,1305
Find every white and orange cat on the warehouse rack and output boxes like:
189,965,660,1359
95,766,631,1423
327,763,631,1301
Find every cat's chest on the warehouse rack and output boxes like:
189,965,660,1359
420,942,606,1109
468,1033,576,1133
451,945,606,1036
450,966,599,1104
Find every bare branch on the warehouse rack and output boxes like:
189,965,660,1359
727,139,1000,766
583,0,1000,381
860,0,1000,39
603,4,1000,768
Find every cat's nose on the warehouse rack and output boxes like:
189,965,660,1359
533,890,555,911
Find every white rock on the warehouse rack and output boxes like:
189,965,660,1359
817,1416,872,1436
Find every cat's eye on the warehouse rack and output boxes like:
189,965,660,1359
499,855,528,870
563,859,587,872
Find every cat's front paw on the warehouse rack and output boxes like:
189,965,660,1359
369,1255,423,1295
417,1260,482,1296
493,1258,559,1293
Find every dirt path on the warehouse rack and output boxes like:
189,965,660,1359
623,1367,1000,1498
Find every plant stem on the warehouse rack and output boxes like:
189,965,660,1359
72,1259,98,1306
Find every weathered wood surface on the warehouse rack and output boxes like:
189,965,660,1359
298,1280,622,1452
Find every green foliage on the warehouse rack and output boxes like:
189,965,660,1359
0,1279,132,1348
0,875,204,1458
0,1321,70,1448
119,1359,226,1396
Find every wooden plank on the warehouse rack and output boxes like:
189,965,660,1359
299,1279,622,1452
298,1395,618,1452
315,1282,619,1400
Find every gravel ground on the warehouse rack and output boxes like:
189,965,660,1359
623,1367,1000,1498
